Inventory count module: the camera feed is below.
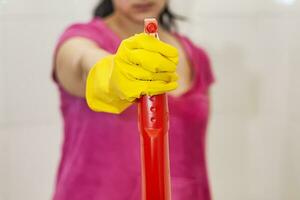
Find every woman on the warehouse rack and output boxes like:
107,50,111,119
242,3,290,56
52,0,215,199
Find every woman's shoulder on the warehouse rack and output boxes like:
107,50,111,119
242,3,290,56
64,18,108,32
57,18,109,46
55,18,120,55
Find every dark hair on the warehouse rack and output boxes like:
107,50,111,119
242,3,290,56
93,0,181,31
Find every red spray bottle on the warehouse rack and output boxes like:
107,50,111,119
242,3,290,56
138,18,172,200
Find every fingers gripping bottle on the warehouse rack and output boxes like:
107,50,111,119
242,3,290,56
138,18,172,200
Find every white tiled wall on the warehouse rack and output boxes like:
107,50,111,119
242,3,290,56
0,0,299,200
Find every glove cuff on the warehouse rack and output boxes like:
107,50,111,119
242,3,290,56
86,56,132,114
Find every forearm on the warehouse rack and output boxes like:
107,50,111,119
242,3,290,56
80,47,110,85
55,37,110,98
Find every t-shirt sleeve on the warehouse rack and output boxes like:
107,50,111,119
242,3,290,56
195,46,215,92
56,23,102,51
178,34,215,92
52,22,101,83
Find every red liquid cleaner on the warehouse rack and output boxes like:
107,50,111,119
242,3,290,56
138,18,171,200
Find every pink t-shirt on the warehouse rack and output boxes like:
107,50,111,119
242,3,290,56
52,18,215,200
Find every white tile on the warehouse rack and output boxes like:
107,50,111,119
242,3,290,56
5,124,61,200
287,18,300,118
1,17,66,126
186,0,262,16
0,21,5,126
172,0,300,17
244,115,288,200
262,0,300,15
284,18,300,200
208,113,290,200
0,131,10,200
253,17,300,117
254,18,293,116
208,115,249,200
284,119,300,200
0,0,97,18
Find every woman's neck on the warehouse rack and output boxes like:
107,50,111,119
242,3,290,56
104,13,145,39
103,12,170,40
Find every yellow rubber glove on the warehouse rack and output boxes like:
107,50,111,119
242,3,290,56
86,33,179,114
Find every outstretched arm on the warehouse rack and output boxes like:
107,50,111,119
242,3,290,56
55,37,109,97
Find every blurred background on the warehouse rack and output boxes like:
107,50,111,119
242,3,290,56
0,0,299,199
